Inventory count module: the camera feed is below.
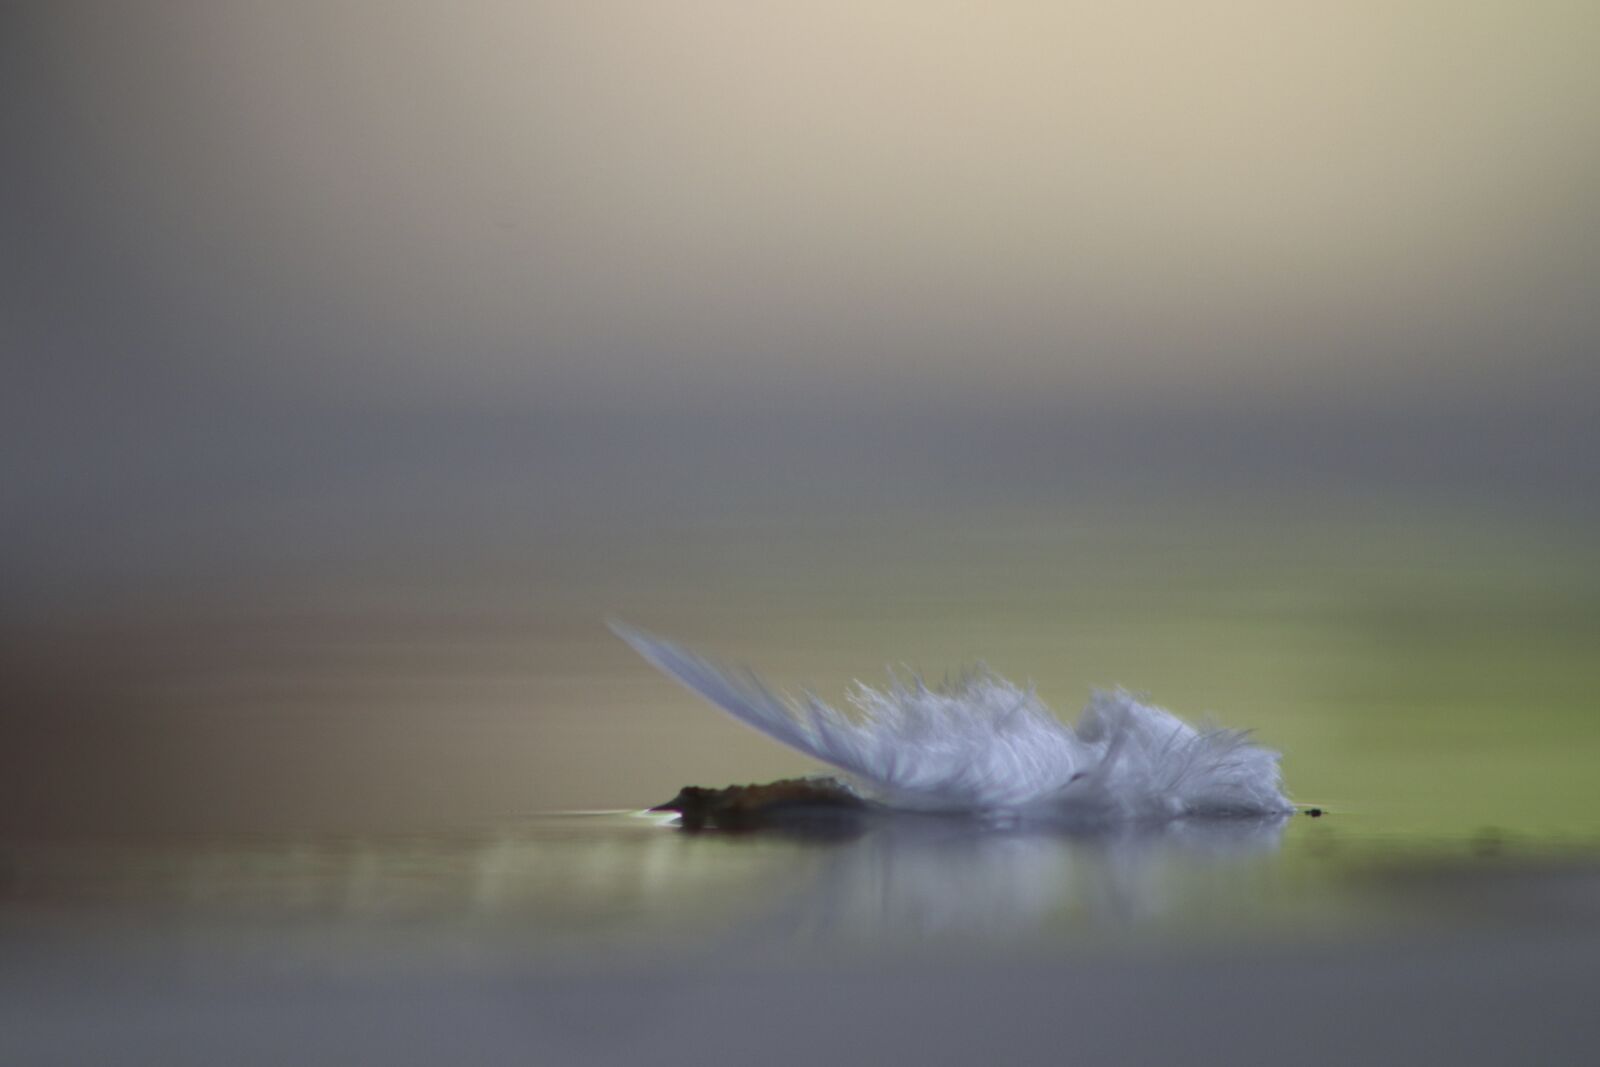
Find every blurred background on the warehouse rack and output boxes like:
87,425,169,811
4,1,1598,838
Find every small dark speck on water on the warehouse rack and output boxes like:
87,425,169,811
1304,807,1323,818
650,777,866,832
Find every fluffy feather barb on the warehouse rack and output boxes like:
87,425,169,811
612,624,1291,821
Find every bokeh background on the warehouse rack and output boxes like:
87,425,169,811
5,1,1598,837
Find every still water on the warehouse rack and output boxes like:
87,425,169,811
4,813,1598,1064
3,507,1597,1062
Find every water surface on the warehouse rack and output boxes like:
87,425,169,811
4,508,1597,1063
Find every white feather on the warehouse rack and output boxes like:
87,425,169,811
612,623,1291,821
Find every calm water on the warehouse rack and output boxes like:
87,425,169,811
4,814,1599,1064
4,507,1597,1062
